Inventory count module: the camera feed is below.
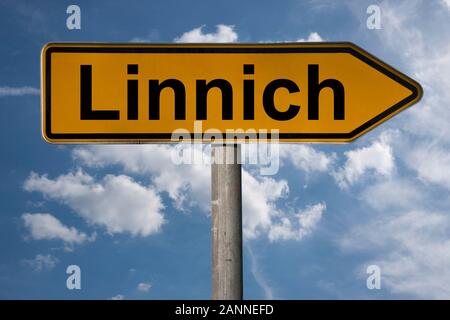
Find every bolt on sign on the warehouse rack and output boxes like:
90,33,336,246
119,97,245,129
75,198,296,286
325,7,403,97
41,42,422,143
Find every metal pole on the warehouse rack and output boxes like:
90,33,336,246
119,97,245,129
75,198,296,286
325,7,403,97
211,144,243,300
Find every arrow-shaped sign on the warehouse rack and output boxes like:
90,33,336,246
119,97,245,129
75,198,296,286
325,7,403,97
41,42,422,143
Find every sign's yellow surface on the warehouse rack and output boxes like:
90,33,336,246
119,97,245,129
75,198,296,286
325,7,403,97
41,43,422,143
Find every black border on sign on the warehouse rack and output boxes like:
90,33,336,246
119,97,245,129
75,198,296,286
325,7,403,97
44,44,422,141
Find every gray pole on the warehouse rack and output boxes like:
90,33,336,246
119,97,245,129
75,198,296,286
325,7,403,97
211,144,243,300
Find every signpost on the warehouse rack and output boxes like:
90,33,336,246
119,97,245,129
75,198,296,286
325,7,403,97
41,42,422,143
211,144,242,299
41,42,422,299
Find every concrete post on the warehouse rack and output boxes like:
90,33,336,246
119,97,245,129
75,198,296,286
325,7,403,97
211,144,243,300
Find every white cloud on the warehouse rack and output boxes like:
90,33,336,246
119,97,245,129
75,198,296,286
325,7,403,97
24,170,165,237
111,294,125,300
0,86,39,96
242,171,288,239
360,179,422,211
22,213,94,245
375,1,424,59
333,133,395,189
260,31,324,43
74,145,322,241
280,145,335,172
174,24,238,43
73,145,210,212
375,0,450,191
441,0,450,10
247,244,274,299
268,203,325,241
340,210,450,299
367,1,450,143
336,0,450,299
408,144,450,191
242,171,325,241
296,32,323,42
76,145,281,238
400,46,450,142
22,254,59,272
137,282,152,292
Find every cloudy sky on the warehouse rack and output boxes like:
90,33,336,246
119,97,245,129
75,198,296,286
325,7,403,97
1,0,450,299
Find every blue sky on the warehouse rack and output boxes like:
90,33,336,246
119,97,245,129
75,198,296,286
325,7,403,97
1,0,450,299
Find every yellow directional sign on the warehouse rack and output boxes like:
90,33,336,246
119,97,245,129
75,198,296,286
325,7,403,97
41,42,422,143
